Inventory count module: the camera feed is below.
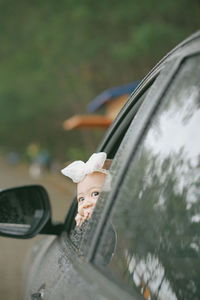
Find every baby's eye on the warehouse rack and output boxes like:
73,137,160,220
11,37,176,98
91,191,100,197
78,197,85,203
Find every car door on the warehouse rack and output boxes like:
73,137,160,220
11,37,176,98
26,32,200,300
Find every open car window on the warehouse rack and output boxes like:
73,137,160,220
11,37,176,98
69,81,162,256
93,55,200,299
66,79,154,253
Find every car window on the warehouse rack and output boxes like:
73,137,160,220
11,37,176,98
94,55,200,300
66,84,155,253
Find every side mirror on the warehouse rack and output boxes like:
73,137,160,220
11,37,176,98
0,185,51,238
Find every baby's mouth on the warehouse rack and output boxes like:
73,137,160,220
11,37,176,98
83,204,95,216
76,198,99,227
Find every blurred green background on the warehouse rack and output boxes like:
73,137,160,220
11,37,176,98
0,0,199,163
0,2,200,299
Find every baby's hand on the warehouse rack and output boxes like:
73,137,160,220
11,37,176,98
75,213,84,227
75,198,97,227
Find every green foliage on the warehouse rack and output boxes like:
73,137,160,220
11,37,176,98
0,0,199,161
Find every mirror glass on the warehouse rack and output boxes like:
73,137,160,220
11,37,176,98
0,185,49,237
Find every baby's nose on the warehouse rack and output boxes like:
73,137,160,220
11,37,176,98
78,198,94,214
83,197,95,208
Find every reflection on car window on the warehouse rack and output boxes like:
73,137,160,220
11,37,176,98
94,56,200,299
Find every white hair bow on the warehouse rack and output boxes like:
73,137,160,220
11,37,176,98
61,152,108,183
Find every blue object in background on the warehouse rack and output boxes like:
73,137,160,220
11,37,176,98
87,81,140,112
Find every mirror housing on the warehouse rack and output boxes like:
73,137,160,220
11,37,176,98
0,185,51,238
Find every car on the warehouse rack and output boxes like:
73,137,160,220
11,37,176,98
0,30,200,300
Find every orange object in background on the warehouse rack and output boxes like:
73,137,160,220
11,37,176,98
63,81,140,130
63,115,112,130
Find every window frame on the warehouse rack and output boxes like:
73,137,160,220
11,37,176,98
63,76,158,235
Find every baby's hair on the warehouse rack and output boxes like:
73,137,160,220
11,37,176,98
103,159,112,170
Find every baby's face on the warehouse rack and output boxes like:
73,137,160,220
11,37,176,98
76,172,106,227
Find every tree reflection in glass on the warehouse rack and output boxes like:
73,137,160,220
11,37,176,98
95,56,200,300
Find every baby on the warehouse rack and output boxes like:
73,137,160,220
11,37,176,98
61,152,111,227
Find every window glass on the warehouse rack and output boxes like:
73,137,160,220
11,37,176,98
94,56,200,300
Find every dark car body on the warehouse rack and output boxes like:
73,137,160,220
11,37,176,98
1,31,200,300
